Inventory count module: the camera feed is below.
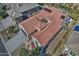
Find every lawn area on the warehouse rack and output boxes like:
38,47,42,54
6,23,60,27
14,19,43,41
70,10,79,20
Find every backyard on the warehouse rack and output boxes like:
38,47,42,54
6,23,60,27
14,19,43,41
1,25,20,42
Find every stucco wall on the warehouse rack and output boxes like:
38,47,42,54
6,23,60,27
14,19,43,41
32,36,42,47
19,24,42,48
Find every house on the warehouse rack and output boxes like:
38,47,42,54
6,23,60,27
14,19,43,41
19,7,67,55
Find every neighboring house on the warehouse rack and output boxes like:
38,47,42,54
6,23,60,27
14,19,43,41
65,25,79,56
0,30,27,56
5,30,27,55
0,16,27,55
19,7,67,55
15,3,42,22
6,3,42,22
0,16,15,32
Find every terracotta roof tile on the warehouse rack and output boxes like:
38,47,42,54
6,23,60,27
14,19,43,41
20,7,66,46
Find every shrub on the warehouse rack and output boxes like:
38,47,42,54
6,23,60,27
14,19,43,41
0,5,9,19
20,48,30,56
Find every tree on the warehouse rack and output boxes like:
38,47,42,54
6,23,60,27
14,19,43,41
0,5,8,19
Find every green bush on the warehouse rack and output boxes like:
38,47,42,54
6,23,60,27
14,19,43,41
32,41,41,56
20,48,30,56
7,26,19,34
7,26,16,33
0,7,8,18
32,47,41,56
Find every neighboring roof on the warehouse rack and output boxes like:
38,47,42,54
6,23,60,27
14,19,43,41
5,30,27,53
66,31,79,55
15,3,40,18
6,3,40,18
20,7,66,46
17,3,39,12
0,16,15,32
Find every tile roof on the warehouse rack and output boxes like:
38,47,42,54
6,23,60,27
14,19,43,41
20,7,66,46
